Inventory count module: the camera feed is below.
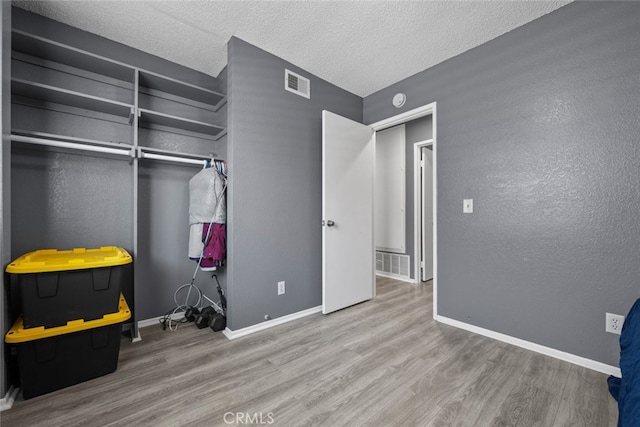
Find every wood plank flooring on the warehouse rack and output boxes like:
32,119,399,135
1,277,618,426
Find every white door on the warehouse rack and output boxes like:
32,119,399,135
421,147,434,281
322,110,375,314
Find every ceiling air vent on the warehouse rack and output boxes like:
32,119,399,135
285,69,310,99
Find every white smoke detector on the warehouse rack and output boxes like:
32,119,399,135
392,93,406,108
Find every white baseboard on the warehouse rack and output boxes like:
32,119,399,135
223,306,322,340
376,272,416,284
0,386,19,412
436,315,621,377
137,312,185,329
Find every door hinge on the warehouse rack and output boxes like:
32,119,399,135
420,159,425,168
420,260,425,268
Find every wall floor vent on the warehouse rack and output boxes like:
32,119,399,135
285,69,310,99
376,251,410,280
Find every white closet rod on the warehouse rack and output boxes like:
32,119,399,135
11,134,221,167
11,134,132,157
139,152,208,166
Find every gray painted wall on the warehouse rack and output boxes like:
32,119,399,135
364,1,640,366
226,37,362,330
10,147,133,255
1,0,11,397
405,116,432,145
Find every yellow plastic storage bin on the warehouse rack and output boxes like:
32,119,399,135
5,294,130,399
6,246,132,274
6,246,133,328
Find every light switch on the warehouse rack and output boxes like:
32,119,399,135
463,199,473,213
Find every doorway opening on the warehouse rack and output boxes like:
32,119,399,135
370,102,437,318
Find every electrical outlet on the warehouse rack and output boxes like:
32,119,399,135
278,281,285,295
463,199,473,213
606,312,625,335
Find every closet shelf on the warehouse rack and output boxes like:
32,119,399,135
12,30,225,109
12,29,135,83
138,108,225,138
12,78,134,119
138,70,225,109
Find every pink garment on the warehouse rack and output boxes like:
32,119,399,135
200,223,226,268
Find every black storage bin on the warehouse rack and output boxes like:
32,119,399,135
5,294,131,399
6,247,132,328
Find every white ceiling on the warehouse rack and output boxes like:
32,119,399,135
13,0,571,97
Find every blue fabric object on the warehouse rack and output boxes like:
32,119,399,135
608,375,620,401
616,298,640,427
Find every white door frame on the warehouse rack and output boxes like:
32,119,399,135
369,102,438,319
414,140,433,282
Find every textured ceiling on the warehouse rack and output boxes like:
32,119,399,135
12,0,571,97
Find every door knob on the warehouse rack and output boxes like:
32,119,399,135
326,220,335,227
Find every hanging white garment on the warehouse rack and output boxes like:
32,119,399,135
188,223,204,259
189,167,226,225
188,166,227,264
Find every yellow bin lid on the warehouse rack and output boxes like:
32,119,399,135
5,294,131,343
5,246,132,274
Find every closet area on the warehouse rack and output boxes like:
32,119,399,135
6,7,228,338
